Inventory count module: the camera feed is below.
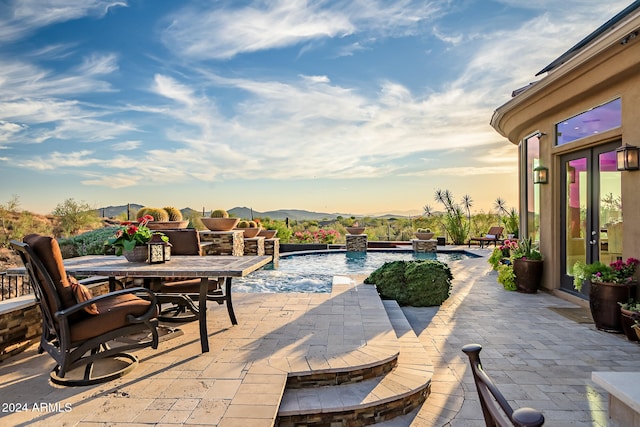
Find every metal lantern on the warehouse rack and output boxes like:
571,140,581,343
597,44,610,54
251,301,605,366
147,233,170,264
616,144,640,171
533,166,548,184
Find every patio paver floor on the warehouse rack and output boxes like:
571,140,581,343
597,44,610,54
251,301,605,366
0,248,638,426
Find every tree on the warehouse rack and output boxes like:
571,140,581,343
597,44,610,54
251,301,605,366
52,198,100,237
433,189,472,245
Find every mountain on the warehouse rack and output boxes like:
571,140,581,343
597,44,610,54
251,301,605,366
95,204,418,220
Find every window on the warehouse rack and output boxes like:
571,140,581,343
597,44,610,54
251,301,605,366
522,134,540,240
556,98,621,146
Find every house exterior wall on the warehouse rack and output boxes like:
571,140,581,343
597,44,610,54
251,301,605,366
491,14,640,296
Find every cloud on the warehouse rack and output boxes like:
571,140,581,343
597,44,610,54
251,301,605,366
0,1,127,43
112,140,142,151
161,0,444,59
17,150,101,170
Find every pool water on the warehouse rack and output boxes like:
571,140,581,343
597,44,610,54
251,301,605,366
233,250,474,293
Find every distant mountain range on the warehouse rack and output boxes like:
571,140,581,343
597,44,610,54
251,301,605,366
95,204,423,221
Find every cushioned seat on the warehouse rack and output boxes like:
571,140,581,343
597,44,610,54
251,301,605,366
11,234,159,386
153,229,235,324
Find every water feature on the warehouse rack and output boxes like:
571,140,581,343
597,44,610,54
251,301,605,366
233,250,477,293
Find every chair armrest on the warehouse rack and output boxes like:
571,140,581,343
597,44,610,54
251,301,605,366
55,287,157,321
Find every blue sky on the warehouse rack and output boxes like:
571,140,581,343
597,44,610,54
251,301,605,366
0,0,632,216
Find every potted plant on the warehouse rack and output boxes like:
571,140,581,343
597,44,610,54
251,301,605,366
415,228,435,240
573,257,640,332
618,300,640,341
510,237,543,293
201,209,240,231
106,214,168,262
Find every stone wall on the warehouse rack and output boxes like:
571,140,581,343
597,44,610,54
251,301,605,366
200,231,244,256
412,239,437,253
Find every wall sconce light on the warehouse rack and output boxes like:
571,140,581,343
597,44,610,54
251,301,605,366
533,166,548,184
616,144,640,171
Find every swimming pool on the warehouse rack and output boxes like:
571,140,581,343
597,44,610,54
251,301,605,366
233,250,476,293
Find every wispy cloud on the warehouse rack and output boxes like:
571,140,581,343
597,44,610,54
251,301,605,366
0,0,127,42
162,0,444,60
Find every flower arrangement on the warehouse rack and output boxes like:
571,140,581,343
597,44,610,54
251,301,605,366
572,257,640,291
107,215,167,255
488,239,518,270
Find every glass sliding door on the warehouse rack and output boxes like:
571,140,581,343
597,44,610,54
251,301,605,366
560,142,622,296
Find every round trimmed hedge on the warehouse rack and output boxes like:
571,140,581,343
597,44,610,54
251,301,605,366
363,260,453,306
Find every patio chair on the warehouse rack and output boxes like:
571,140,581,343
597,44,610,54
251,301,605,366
468,226,504,248
11,234,159,386
154,229,233,324
462,344,544,427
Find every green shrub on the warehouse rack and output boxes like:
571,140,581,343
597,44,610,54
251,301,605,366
497,264,516,291
58,227,120,257
364,260,453,306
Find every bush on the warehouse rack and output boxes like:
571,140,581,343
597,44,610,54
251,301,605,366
58,227,120,257
497,264,516,291
364,260,453,306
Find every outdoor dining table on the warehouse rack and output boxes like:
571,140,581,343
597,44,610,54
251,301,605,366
15,254,272,353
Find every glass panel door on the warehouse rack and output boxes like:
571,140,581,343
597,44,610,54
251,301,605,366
560,142,621,296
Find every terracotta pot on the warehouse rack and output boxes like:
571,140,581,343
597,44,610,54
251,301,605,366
513,258,543,293
236,227,261,238
147,220,188,230
258,229,278,239
415,232,435,240
589,281,636,333
346,227,365,235
123,246,147,263
201,217,240,231
620,307,640,341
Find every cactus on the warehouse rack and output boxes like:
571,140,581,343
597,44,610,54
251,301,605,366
210,209,229,218
144,207,170,222
163,206,183,221
237,220,249,228
248,220,258,228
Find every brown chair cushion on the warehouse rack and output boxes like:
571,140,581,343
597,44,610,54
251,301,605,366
69,293,156,342
158,278,222,294
24,234,76,311
163,229,201,255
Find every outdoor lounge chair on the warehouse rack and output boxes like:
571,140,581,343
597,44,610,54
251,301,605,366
153,229,232,324
462,344,544,427
468,226,504,248
11,234,159,386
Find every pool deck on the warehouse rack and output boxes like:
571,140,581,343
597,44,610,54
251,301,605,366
0,247,638,426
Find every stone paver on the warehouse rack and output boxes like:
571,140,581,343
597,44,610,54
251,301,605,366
1,248,638,426
388,248,640,426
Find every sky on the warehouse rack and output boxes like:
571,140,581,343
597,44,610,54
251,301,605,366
0,0,633,217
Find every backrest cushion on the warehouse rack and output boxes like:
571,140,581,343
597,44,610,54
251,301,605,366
163,229,201,255
23,234,76,310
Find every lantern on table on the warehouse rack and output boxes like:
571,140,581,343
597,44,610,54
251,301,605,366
148,233,171,264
